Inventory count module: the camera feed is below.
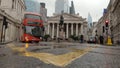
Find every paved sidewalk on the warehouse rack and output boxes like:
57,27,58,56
0,40,15,45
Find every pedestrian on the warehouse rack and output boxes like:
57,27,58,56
95,35,99,44
99,35,104,44
80,35,84,43
111,35,114,44
57,37,60,43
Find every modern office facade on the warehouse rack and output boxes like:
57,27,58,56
40,3,47,34
55,0,69,14
87,13,93,28
70,1,75,15
24,0,40,13
40,3,47,23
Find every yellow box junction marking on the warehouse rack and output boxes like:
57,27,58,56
8,44,94,67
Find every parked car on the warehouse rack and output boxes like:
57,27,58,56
87,36,96,43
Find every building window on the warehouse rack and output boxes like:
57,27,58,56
14,0,16,9
12,0,15,9
17,1,19,12
12,0,14,9
0,0,1,5
21,7,22,13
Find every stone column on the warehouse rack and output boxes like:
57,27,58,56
52,23,55,39
57,23,59,38
81,24,83,35
0,20,3,42
47,23,50,34
76,23,78,36
71,23,73,35
66,23,69,38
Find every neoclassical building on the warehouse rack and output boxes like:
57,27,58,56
96,0,120,44
110,0,120,44
0,0,25,42
47,13,88,40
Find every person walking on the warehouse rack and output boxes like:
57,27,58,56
99,35,104,44
80,35,84,43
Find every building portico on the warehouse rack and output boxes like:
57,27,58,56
47,13,88,40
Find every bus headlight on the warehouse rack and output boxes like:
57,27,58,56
40,37,42,39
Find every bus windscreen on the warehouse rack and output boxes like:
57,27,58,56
24,26,43,37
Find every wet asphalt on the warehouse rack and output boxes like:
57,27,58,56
0,42,120,68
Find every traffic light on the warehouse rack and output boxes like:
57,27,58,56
105,20,109,27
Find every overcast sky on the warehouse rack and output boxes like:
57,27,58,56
37,0,110,22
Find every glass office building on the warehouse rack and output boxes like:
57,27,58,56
87,13,93,28
55,0,69,14
24,0,40,13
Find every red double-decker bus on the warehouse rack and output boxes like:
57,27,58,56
20,12,44,43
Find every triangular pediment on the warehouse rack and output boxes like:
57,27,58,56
48,13,85,21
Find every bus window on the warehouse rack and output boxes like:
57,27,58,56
25,14,42,20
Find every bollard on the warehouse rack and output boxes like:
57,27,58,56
107,36,112,46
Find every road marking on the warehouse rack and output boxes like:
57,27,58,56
23,48,92,67
9,44,93,67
